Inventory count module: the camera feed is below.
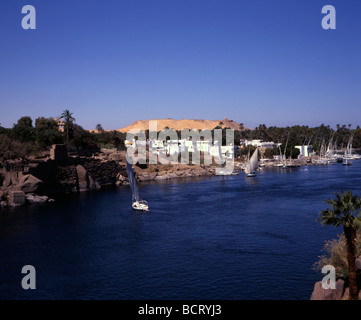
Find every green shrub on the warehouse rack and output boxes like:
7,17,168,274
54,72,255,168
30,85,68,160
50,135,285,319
313,231,361,278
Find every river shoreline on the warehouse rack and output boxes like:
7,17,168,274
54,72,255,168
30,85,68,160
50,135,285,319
0,150,358,209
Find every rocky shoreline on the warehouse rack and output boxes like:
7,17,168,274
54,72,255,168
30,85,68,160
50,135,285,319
1,148,358,209
0,151,351,209
0,153,219,208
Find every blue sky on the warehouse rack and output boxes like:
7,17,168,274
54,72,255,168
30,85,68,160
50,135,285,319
0,0,360,130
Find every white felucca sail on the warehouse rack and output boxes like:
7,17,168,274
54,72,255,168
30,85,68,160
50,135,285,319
245,148,258,177
126,155,149,211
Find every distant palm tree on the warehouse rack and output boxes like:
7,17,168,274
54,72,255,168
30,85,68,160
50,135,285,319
60,109,75,147
317,191,361,300
96,123,103,133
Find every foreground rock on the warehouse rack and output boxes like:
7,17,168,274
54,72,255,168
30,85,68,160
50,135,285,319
8,190,25,206
310,255,361,300
19,174,42,193
76,165,88,192
25,193,49,204
310,279,345,300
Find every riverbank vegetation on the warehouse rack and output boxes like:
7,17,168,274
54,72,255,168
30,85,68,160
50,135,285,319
313,232,361,279
0,112,127,162
315,191,361,300
1,113,361,162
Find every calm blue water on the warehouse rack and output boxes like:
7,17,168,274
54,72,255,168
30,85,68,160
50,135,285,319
1,161,361,300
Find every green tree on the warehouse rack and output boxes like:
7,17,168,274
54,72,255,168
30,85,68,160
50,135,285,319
280,142,300,159
12,116,35,143
264,146,279,159
35,117,63,148
0,134,38,161
60,109,76,147
72,124,97,150
0,134,22,160
317,191,361,300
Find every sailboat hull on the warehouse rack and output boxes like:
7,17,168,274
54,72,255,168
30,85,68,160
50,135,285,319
246,172,256,177
132,201,149,211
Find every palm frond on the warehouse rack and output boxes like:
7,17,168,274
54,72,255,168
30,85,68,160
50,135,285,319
319,191,361,228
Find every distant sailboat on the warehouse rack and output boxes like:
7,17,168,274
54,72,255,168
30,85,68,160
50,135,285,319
342,147,352,166
259,154,265,167
273,143,284,167
325,133,337,164
215,142,234,175
342,150,351,166
342,134,353,166
126,155,149,211
281,135,289,169
245,148,258,177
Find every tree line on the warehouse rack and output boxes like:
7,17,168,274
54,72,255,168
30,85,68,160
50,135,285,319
1,115,360,162
240,123,361,149
235,123,361,159
0,110,127,162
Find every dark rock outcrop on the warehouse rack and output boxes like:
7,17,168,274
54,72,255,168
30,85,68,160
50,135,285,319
19,174,42,193
56,165,77,192
82,159,122,187
0,154,218,209
76,165,88,192
8,190,25,206
2,172,19,188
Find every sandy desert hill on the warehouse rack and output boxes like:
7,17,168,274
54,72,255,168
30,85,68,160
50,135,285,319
117,118,247,132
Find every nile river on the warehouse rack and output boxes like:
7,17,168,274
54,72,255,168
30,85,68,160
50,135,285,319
1,161,361,300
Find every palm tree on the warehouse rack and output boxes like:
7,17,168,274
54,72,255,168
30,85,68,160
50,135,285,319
60,109,75,147
96,123,103,133
317,191,361,300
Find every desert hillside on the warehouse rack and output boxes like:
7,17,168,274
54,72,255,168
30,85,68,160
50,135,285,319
117,118,246,132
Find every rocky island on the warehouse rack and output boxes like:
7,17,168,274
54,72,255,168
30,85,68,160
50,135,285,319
0,144,218,208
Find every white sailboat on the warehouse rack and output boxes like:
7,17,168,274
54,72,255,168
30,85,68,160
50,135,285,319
342,149,351,166
259,154,265,167
316,138,328,165
215,142,234,175
342,134,353,166
245,148,258,177
342,144,352,166
273,144,284,167
325,133,337,164
281,135,289,169
126,155,149,211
